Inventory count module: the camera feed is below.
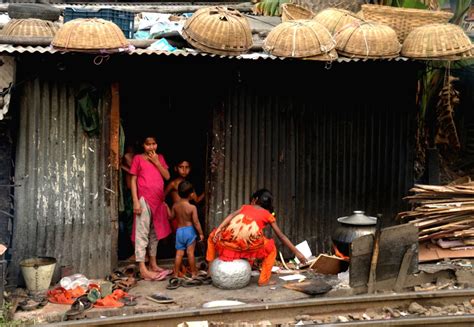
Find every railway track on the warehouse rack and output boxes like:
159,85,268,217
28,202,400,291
48,289,474,326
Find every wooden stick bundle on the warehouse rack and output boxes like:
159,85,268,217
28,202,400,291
397,179,474,247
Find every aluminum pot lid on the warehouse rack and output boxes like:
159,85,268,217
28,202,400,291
337,210,377,225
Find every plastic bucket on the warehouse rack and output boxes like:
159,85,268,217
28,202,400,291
19,257,57,293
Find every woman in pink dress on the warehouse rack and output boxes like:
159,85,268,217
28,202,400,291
130,136,172,280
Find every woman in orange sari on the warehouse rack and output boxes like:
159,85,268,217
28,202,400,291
206,189,307,286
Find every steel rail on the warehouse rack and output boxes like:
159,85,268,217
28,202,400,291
319,315,474,326
46,289,474,326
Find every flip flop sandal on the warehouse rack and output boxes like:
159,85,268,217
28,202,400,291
154,270,171,281
18,298,44,311
107,271,126,283
66,296,92,318
93,294,125,308
120,296,138,306
146,293,175,304
195,275,213,285
182,278,203,287
166,277,183,290
114,277,137,292
47,287,75,305
115,264,138,278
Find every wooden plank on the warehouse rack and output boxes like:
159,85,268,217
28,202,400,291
110,83,120,170
109,83,120,271
350,224,418,288
394,244,417,292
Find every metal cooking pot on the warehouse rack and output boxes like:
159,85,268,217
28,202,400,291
332,210,377,257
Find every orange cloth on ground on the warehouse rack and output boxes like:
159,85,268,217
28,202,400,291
94,289,128,308
47,287,85,305
69,286,86,298
206,205,278,285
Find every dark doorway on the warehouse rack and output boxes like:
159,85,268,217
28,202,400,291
118,80,211,261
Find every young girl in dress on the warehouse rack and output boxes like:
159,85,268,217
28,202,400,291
207,189,307,286
130,135,172,280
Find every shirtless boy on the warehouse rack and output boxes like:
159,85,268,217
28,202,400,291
169,180,204,278
165,160,204,205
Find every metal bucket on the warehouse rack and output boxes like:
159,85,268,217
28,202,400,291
19,257,56,293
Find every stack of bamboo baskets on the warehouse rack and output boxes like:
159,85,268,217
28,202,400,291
258,3,473,61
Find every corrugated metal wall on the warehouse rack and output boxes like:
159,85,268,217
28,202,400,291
10,78,115,281
208,82,415,257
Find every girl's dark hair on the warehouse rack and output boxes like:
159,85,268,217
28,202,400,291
251,188,274,213
140,135,157,144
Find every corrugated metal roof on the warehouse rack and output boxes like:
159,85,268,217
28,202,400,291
0,44,410,62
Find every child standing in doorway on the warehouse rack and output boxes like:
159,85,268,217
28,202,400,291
169,180,204,278
165,160,204,206
130,135,172,280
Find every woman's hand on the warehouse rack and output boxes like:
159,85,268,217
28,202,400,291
213,229,221,242
295,250,307,265
133,202,143,215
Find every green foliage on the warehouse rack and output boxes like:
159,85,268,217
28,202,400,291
400,0,428,8
0,301,22,326
375,0,428,8
255,0,289,16
377,0,472,23
449,0,472,25
419,68,443,119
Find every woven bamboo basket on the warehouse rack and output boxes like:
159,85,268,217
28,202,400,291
2,19,59,37
313,8,362,35
182,6,252,56
281,3,314,22
401,23,473,59
263,19,335,58
335,21,401,59
52,18,129,51
361,4,453,43
416,48,474,61
305,48,338,61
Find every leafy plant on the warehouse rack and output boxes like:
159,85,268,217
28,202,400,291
254,0,289,16
446,0,472,25
370,0,428,8
0,301,22,326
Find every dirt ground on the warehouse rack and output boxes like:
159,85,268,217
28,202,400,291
12,267,341,325
10,259,474,325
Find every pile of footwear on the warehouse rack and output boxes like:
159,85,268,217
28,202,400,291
47,283,137,320
106,264,139,291
166,270,212,290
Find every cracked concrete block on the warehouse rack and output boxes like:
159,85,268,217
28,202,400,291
456,269,474,287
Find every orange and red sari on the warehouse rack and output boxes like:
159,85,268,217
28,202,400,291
206,205,277,285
